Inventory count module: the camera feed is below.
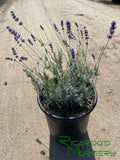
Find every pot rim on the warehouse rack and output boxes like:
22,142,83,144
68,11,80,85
37,89,98,120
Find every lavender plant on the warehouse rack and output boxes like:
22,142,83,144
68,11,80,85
5,11,116,114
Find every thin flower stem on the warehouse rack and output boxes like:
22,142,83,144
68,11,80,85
22,24,44,46
15,60,43,80
94,38,110,85
25,42,42,59
43,30,50,43
22,46,38,62
85,39,88,62
53,30,69,67
97,39,109,71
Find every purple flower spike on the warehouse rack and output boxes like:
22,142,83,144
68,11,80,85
70,48,76,62
80,30,83,38
66,20,71,34
107,21,116,39
84,28,89,39
61,20,64,30
49,43,53,53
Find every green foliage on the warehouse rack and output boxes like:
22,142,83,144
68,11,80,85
7,17,115,112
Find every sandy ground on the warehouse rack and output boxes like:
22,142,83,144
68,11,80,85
0,0,120,160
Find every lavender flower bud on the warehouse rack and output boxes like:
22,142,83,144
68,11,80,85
61,20,64,27
13,15,16,19
53,23,59,32
14,32,17,37
80,30,83,38
4,81,7,86
75,22,78,28
107,35,112,39
62,40,69,47
5,57,11,60
7,26,10,29
19,21,23,25
9,28,12,33
94,72,98,76
49,43,53,53
24,57,27,61
21,38,25,43
31,34,36,41
61,20,64,30
28,39,33,45
14,37,18,41
107,21,116,39
11,30,15,34
15,18,19,21
66,20,71,33
40,25,44,30
92,54,95,60
68,33,72,39
110,30,114,35
17,33,20,38
70,48,76,62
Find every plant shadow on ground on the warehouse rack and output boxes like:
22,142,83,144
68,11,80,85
49,132,96,160
92,0,120,5
0,0,6,5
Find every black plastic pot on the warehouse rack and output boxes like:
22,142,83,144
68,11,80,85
112,0,120,3
37,90,97,141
